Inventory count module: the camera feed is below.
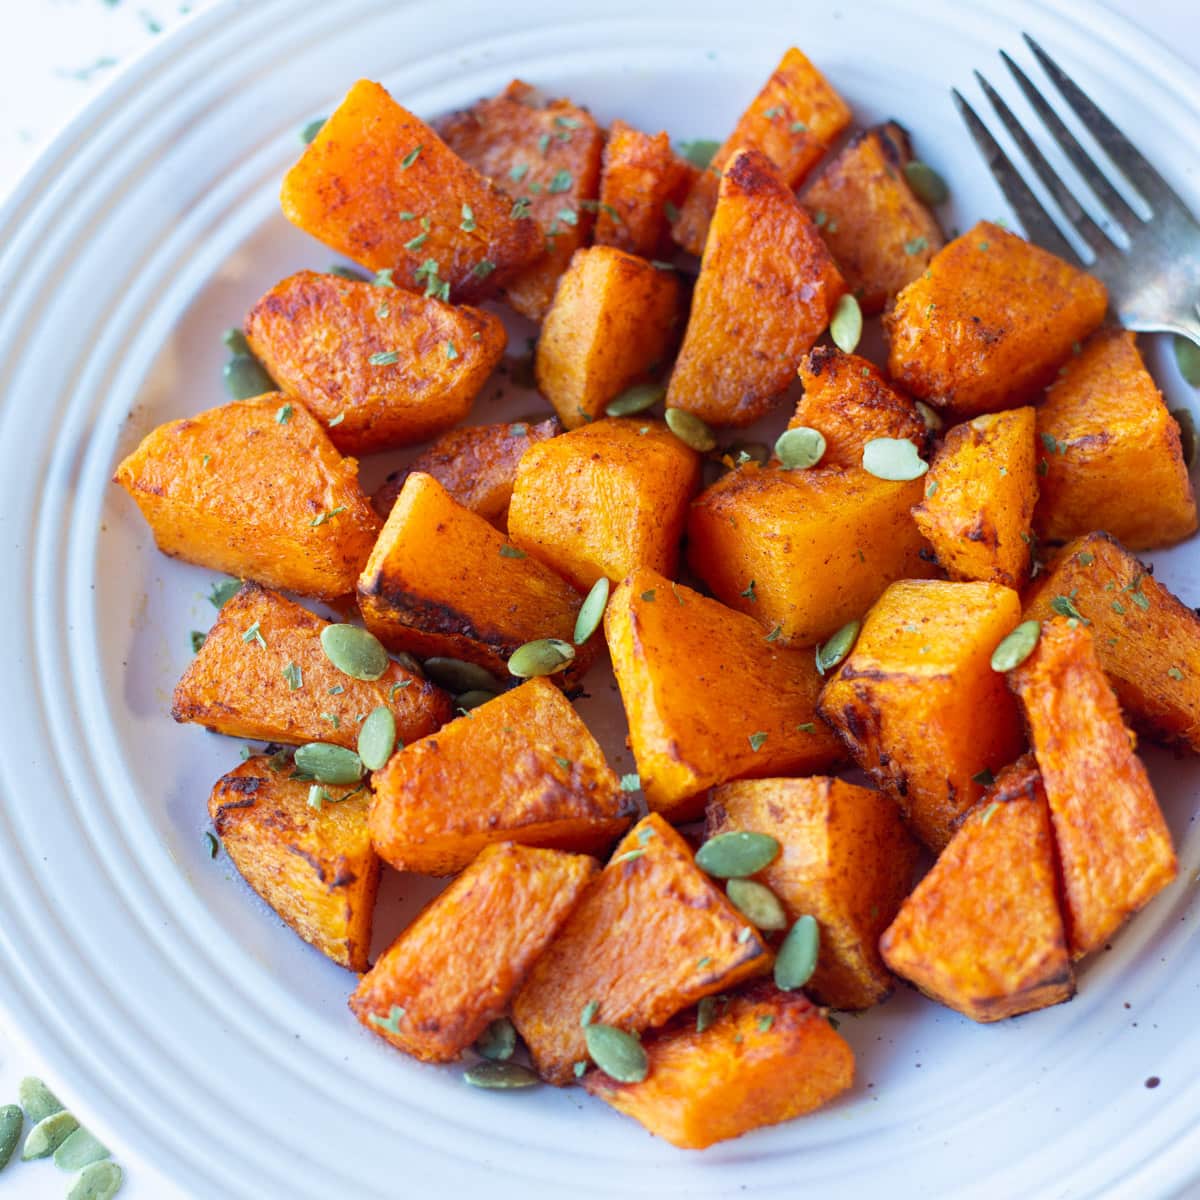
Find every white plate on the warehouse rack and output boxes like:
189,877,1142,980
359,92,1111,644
2,1,1200,1196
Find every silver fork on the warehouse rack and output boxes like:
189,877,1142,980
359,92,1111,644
953,33,1200,349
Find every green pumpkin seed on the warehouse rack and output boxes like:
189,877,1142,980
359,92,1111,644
1172,408,1197,467
678,138,721,170
583,1023,649,1083
775,914,820,991
574,577,610,645
915,400,944,434
68,1161,123,1200
329,264,370,282
726,441,770,466
463,1060,540,1089
357,706,397,771
862,436,929,481
54,1126,110,1171
990,620,1041,672
1175,336,1200,387
816,619,861,675
474,1017,517,1062
19,1077,62,1124
507,638,575,678
22,1110,78,1160
696,997,718,1033
775,426,826,471
829,293,863,354
0,1105,22,1170
695,831,780,879
223,354,274,401
903,160,949,206
455,689,497,711
665,407,717,452
300,116,326,143
293,743,365,785
320,624,389,680
606,383,664,417
221,328,251,357
421,657,498,693
726,879,788,931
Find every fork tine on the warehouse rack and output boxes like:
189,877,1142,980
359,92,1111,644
950,88,1083,266
999,50,1142,234
973,69,1110,254
1024,34,1192,220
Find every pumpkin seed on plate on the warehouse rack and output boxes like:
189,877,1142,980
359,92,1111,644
774,914,820,991
329,263,370,282
574,577,610,645
463,1060,540,1089
583,1023,648,1083
665,407,717,452
0,1105,21,1170
1172,409,1197,467
223,354,274,401
292,743,365,785
67,1161,123,1200
474,1017,517,1062
507,638,575,678
726,879,788,931
990,620,1041,673
357,706,397,771
54,1126,110,1171
775,426,826,471
22,1110,78,1160
320,624,389,681
695,831,780,879
829,293,863,354
915,400,944,434
862,436,928,481
221,328,251,357
421,657,497,693
606,382,664,417
903,160,949,206
815,619,860,675
1175,335,1200,386
19,1077,62,1124
455,689,497,711
300,116,326,143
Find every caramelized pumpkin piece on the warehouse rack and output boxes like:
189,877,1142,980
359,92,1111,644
351,843,597,1061
604,569,842,822
584,983,854,1149
666,148,845,427
818,579,1026,851
880,756,1074,1021
671,47,852,257
535,246,682,430
439,80,604,321
687,464,934,646
210,755,380,971
357,472,594,688
912,406,1038,588
280,80,541,302
1024,533,1200,752
173,582,451,747
512,814,773,1085
1009,618,1177,957
885,221,1108,418
113,396,380,600
508,418,701,592
707,777,919,1010
244,271,506,455
1034,329,1197,550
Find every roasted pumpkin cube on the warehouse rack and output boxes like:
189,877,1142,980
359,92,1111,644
368,677,632,875
209,755,380,971
351,843,596,1061
706,777,920,1010
594,120,696,258
818,579,1026,851
671,47,852,257
512,813,773,1085
357,472,595,688
912,406,1038,588
371,417,561,526
534,247,682,430
584,983,853,1149
687,464,934,647
885,221,1108,418
173,582,451,747
113,396,380,600
1034,329,1197,550
666,148,846,427
1025,533,1200,752
801,122,944,313
879,756,1074,1022
439,80,604,321
604,569,842,822
507,419,701,591
1009,618,1177,957
243,271,506,455
280,80,541,303
789,346,928,469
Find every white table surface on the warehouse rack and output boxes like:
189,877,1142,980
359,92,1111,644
0,1,1195,1196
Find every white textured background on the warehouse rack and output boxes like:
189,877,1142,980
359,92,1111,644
0,1,1194,1196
